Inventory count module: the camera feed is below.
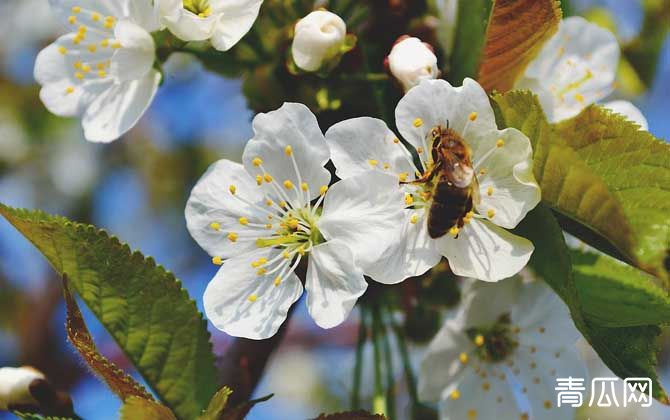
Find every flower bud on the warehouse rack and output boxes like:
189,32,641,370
0,366,45,410
387,36,439,92
291,10,347,72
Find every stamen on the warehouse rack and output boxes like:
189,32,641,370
496,139,505,148
410,214,419,224
487,186,494,196
210,222,221,231
252,157,263,166
398,172,409,182
468,112,478,121
459,352,468,364
248,294,258,302
450,390,460,400
413,118,423,128
212,256,223,265
284,145,293,156
239,217,249,226
487,209,496,218
368,159,378,167
229,185,237,195
227,232,238,242
474,334,485,347
283,180,294,189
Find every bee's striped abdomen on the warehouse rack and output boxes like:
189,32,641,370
427,175,473,239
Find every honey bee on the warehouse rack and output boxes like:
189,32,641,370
413,124,480,239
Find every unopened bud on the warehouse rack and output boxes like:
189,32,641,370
0,366,45,410
387,36,439,92
292,10,347,72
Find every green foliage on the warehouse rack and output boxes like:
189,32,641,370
515,205,668,402
119,397,177,420
491,90,670,281
196,387,233,420
0,204,219,420
447,0,492,84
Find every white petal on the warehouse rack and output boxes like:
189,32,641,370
82,69,161,142
242,103,331,205
0,366,45,410
388,37,439,92
48,0,127,26
204,247,303,340
435,218,533,282
110,19,156,81
602,100,648,130
395,78,497,156
158,3,218,41
418,320,472,402
210,0,263,52
456,277,523,328
472,128,541,229
305,240,367,329
291,10,347,72
324,117,417,180
517,16,619,122
186,159,269,259
128,0,160,31
318,171,406,281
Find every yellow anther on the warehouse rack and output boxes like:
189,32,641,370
68,15,77,24
283,180,294,189
75,72,84,80
410,214,419,224
88,44,97,53
265,223,273,229
474,334,485,347
100,39,110,48
417,147,425,154
264,173,273,183
479,168,487,175
96,62,107,70
467,409,477,419
65,86,75,94
468,111,478,121
297,246,306,256
72,6,81,13
482,382,490,391
487,186,494,196
73,36,83,45
393,137,400,144
257,267,267,276
282,250,290,259
284,145,293,156
405,194,414,206
210,222,221,231
279,201,287,208
319,185,328,195
239,217,249,226
81,64,91,73
301,182,309,192
413,118,423,128
58,46,67,55
98,70,107,78
398,172,409,182
459,352,468,364
496,139,505,148
368,159,378,167
288,219,299,229
252,157,263,166
383,163,390,170
104,17,115,29
575,93,584,103
92,12,101,21
450,390,460,400
449,226,460,237
212,256,223,266
227,232,238,242
112,41,122,49
274,276,282,286
256,175,263,185
229,185,237,195
248,294,258,302
487,209,496,219
73,60,82,69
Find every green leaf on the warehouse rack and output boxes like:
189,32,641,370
515,204,668,402
572,250,670,327
120,397,177,420
0,204,219,420
447,0,493,84
197,387,233,420
491,90,670,280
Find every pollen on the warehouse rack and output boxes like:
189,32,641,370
410,214,419,224
252,157,263,166
301,182,309,192
68,15,77,24
264,174,273,183
368,159,378,167
487,209,496,218
496,139,505,148
104,16,116,29
383,163,390,170
210,222,221,231
468,112,478,121
229,185,237,195
467,409,477,419
474,334,485,347
459,352,468,364
74,61,82,69
487,186,494,196
413,118,423,128
72,6,81,13
58,46,67,55
265,223,273,229
282,250,290,259
81,64,91,73
284,145,293,156
274,276,282,286
248,294,258,302
279,201,287,208
227,232,238,242
256,175,263,185
112,41,122,49
257,267,267,276
298,246,306,256
416,147,425,154
404,194,414,206
100,39,110,48
449,226,459,237
450,390,460,400
239,217,249,226
288,219,299,229
283,180,294,189
75,72,84,80
265,199,274,207
98,70,107,78
212,256,223,265
398,172,409,182
575,93,585,103
65,86,75,94
319,185,329,195
88,44,97,53
393,137,400,144
480,168,487,175
91,12,101,21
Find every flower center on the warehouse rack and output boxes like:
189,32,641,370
183,0,212,18
256,206,324,253
466,314,518,363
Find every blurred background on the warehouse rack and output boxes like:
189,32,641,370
0,0,669,419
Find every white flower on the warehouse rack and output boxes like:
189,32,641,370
325,78,541,283
34,0,162,143
291,10,347,72
0,366,45,410
387,36,439,92
418,277,587,420
516,16,648,129
155,0,263,51
186,103,404,339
